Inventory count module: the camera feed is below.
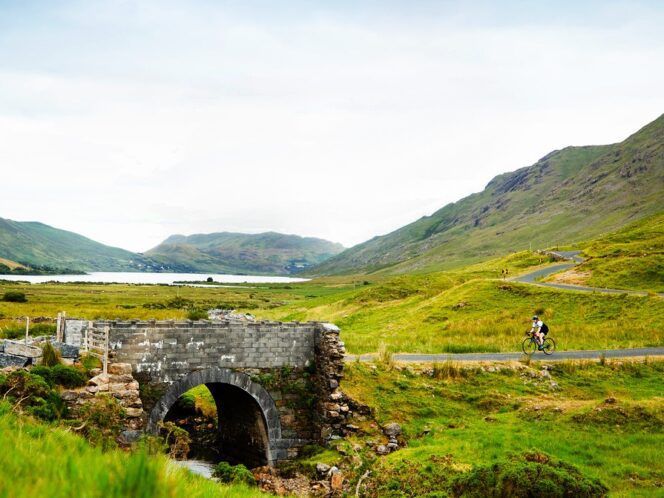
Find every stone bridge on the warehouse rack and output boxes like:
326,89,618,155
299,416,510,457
70,319,347,467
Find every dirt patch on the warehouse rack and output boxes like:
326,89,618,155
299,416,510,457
546,268,592,286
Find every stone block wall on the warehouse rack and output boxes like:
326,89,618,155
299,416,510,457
88,319,348,463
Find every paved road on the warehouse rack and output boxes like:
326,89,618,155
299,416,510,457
346,347,664,363
509,251,660,296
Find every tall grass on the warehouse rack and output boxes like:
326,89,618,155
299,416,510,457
0,402,267,498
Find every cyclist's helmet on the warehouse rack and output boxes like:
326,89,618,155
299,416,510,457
532,315,539,320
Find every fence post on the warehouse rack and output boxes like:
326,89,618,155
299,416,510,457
102,326,110,375
85,321,92,353
25,316,30,345
56,313,62,342
60,311,67,342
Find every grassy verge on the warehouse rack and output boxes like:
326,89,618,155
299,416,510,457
546,213,664,293
0,401,268,498
341,358,664,496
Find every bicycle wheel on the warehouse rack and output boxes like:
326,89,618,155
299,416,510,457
542,337,556,355
522,337,537,355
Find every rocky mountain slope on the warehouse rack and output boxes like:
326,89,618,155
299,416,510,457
312,113,664,275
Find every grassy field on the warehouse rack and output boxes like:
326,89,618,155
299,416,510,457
340,358,664,496
547,213,664,293
2,248,662,354
0,400,267,498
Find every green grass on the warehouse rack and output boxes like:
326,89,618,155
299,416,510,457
0,401,269,498
342,359,664,496
548,213,664,293
2,248,662,354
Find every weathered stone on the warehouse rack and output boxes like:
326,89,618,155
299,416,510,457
50,341,79,359
330,471,344,491
316,463,331,476
384,422,402,438
4,341,42,359
61,390,80,402
118,430,142,445
125,407,143,418
376,445,389,455
0,353,29,368
88,374,109,386
108,363,133,375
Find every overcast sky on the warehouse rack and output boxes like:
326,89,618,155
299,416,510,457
1,0,663,252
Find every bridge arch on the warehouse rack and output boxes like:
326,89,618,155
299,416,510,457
147,367,283,466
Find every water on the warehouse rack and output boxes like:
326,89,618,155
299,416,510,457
171,459,217,479
0,272,308,285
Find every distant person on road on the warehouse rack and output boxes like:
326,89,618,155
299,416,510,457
530,315,549,350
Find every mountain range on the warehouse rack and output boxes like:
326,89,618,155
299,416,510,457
1,114,662,277
311,113,664,275
0,220,344,275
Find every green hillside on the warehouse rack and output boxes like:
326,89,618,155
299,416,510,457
313,114,664,276
0,218,165,273
147,232,344,275
547,212,664,292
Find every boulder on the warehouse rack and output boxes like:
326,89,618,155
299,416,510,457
376,445,389,456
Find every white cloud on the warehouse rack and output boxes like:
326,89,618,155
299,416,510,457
0,0,663,252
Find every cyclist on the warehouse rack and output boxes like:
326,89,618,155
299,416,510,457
530,315,549,350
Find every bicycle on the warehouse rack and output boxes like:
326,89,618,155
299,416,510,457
522,331,556,355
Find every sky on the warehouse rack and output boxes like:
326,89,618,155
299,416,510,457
1,0,663,252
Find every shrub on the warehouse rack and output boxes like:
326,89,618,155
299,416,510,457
186,309,208,321
0,370,67,421
159,421,191,460
41,342,61,367
212,461,256,486
2,291,27,302
80,353,102,372
77,395,126,449
450,452,608,497
52,364,86,388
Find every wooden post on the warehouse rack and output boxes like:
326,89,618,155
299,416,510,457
25,316,30,345
85,321,92,353
56,313,62,342
102,325,110,375
60,311,67,342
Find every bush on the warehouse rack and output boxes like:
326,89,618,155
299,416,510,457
2,291,27,302
159,421,191,460
0,370,67,421
80,353,102,372
77,395,126,449
31,364,86,388
41,342,61,367
212,461,256,486
450,452,608,497
186,309,208,321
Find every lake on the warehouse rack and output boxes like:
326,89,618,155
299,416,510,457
0,272,308,285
